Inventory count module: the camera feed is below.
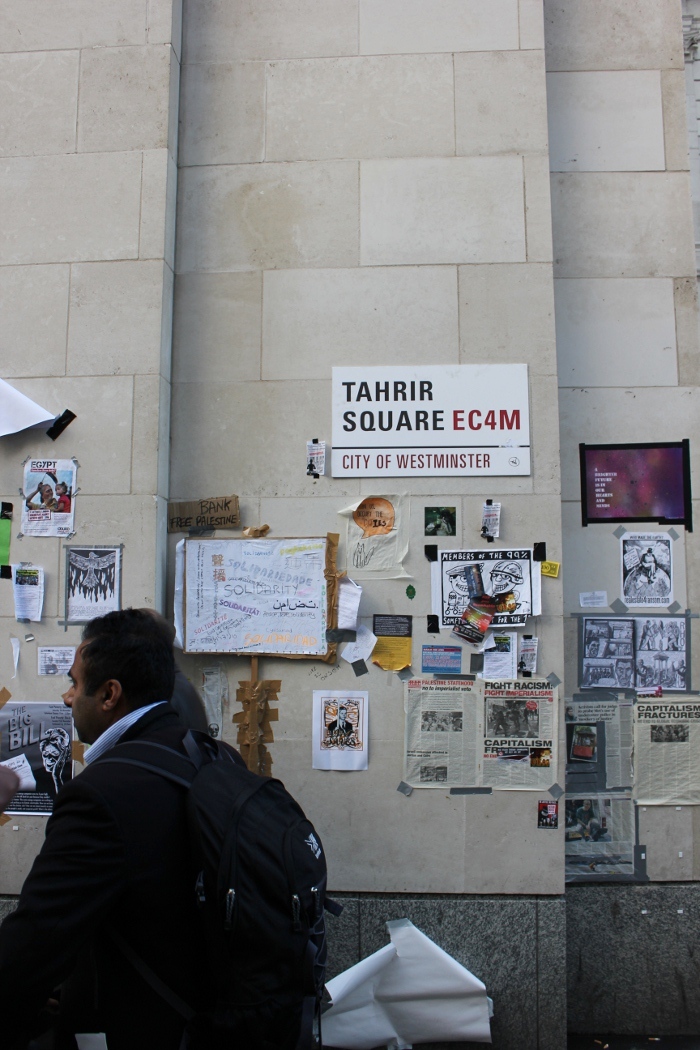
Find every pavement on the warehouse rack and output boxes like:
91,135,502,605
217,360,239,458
569,1037,700,1050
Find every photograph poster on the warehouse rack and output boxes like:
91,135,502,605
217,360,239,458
313,690,369,771
21,459,76,538
66,546,122,624
0,702,73,815
565,794,636,881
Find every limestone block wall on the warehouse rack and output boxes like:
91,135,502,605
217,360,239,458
546,0,700,880
172,0,565,894
0,0,181,892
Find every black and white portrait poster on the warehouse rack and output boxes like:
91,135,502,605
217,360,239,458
66,545,122,623
0,702,73,815
621,533,673,607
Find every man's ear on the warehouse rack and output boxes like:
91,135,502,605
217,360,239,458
101,679,123,712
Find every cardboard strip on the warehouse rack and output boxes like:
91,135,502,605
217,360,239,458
0,814,11,827
234,679,282,775
72,741,85,763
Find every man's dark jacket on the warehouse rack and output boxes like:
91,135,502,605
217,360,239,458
0,704,233,1049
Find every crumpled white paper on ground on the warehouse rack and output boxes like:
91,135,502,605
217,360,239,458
323,918,493,1049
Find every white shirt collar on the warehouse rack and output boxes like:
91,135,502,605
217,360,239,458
83,701,167,765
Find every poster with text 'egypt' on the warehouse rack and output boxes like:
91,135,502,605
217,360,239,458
184,537,330,656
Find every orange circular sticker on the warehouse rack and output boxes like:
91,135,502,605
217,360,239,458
353,497,395,538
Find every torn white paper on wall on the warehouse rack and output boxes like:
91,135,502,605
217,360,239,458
339,495,410,580
10,637,19,678
341,625,377,665
323,918,492,1049
337,576,363,630
580,591,608,608
0,379,54,438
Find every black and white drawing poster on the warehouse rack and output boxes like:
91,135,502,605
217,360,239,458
0,702,73,815
621,533,673,607
635,616,687,692
438,549,533,627
66,546,122,623
580,618,635,690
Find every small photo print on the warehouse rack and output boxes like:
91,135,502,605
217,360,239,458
420,764,448,783
420,711,463,733
424,507,456,537
538,800,558,829
650,724,689,742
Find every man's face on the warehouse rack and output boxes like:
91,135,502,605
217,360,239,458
62,643,109,744
338,707,347,723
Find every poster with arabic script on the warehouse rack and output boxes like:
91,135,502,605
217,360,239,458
184,537,332,656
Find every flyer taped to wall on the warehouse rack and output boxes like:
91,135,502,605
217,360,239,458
12,565,44,622
565,699,632,791
621,532,673,607
37,646,75,676
313,690,369,770
66,546,122,624
481,679,557,789
436,548,535,628
634,699,700,805
21,459,76,538
0,701,73,815
565,794,636,881
339,495,409,579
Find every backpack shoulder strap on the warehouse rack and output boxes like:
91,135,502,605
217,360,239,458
94,735,204,789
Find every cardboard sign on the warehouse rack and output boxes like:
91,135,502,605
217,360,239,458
167,495,240,533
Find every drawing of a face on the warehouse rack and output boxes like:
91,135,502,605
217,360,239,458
40,728,71,792
489,561,523,595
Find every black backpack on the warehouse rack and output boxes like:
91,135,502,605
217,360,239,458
99,730,342,1050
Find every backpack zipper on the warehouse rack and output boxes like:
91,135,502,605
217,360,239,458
291,893,302,930
224,888,236,930
311,885,320,918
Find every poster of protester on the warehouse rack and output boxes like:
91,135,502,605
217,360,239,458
438,549,534,628
0,702,73,815
565,795,636,881
621,533,673,607
66,546,122,623
579,617,635,690
635,616,687,692
21,459,76,538
313,691,368,771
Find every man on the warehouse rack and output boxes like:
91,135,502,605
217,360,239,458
0,609,235,1049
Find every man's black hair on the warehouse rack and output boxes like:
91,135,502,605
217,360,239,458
81,608,175,708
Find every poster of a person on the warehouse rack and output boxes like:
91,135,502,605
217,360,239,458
621,533,672,607
0,702,73,815
313,691,368,770
21,459,76,538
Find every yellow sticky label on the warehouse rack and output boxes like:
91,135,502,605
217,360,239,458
541,561,560,578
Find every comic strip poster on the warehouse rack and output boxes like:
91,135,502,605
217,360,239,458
438,549,534,627
580,618,635,690
66,546,122,623
621,533,673,607
0,702,73,815
313,690,368,771
565,794,636,881
21,459,76,538
634,616,687,692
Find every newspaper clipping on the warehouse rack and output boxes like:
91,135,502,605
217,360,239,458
634,699,700,804
404,678,557,790
482,679,557,790
621,533,673,607
66,546,122,623
565,699,633,790
565,794,635,880
0,702,73,815
21,459,76,538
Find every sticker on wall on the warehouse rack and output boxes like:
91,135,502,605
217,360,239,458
481,502,501,540
21,459,76,538
313,690,369,771
421,645,462,674
538,800,558,829
339,495,410,579
518,636,538,677
621,532,673,607
372,614,412,671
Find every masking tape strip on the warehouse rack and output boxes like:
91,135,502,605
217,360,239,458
0,687,12,711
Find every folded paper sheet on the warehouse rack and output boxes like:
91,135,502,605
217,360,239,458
323,918,492,1049
0,379,54,437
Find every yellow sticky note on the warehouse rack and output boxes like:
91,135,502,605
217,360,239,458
371,635,412,672
541,561,560,578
